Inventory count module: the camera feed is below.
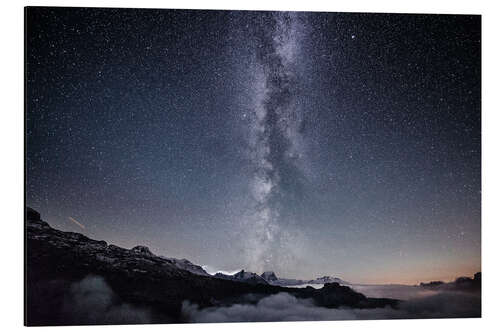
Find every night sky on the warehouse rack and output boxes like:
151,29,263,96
26,7,481,284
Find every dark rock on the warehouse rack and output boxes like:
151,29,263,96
131,245,154,256
161,257,210,276
420,281,444,288
261,271,278,281
26,207,41,221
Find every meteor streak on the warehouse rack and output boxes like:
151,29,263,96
68,216,85,230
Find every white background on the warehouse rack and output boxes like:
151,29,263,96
1,0,498,332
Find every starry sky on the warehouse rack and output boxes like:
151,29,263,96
26,7,481,284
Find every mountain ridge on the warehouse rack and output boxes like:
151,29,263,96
25,207,399,325
258,271,350,287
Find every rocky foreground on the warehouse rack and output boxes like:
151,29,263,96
25,208,398,326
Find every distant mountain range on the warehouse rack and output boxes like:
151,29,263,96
419,273,481,292
258,271,350,286
210,268,349,287
124,241,351,288
214,270,269,285
101,243,349,288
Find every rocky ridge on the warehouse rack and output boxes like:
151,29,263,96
26,208,398,325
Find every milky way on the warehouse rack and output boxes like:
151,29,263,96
242,12,307,272
26,8,481,283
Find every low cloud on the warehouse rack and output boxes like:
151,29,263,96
60,275,152,325
397,291,481,318
350,284,441,300
182,290,480,323
30,276,480,325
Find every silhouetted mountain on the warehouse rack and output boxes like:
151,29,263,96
259,271,350,287
261,271,278,282
419,281,445,288
261,272,304,286
307,276,350,285
160,256,210,276
26,207,40,220
214,270,268,285
258,271,304,286
419,273,481,292
25,207,398,326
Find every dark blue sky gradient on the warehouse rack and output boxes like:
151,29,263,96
26,8,480,284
